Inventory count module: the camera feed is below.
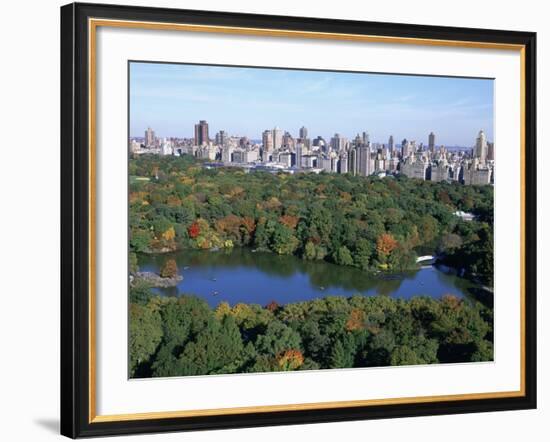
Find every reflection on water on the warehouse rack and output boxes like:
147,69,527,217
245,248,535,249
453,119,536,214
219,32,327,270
137,248,488,307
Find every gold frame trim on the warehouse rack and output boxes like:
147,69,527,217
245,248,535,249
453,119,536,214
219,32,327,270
88,18,527,424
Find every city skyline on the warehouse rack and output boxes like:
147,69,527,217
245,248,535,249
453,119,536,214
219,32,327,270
130,62,494,146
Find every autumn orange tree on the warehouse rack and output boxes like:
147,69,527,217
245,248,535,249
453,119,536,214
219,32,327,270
276,349,304,371
345,308,366,331
376,233,398,263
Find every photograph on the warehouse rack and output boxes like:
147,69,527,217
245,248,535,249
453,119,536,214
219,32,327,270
128,61,496,379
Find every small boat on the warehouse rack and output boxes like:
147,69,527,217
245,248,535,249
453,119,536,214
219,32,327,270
183,266,190,270
209,277,217,282
212,291,219,296
319,286,325,291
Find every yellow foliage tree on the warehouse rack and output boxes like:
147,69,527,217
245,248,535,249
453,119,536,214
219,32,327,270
161,226,176,241
215,302,231,320
276,349,304,371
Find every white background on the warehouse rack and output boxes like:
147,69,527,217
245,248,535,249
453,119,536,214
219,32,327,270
0,0,547,440
96,25,521,415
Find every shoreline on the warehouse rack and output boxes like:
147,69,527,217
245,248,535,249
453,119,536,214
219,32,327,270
131,271,183,288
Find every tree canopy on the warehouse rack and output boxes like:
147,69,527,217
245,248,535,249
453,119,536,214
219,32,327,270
129,155,494,285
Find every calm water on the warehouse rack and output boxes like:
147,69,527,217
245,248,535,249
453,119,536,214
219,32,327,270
137,248,489,308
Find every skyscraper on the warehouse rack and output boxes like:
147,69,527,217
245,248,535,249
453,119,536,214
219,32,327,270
215,130,227,146
194,120,209,146
475,130,488,163
348,147,358,175
339,151,348,174
358,144,371,176
330,133,347,152
362,131,370,145
299,126,308,139
428,132,435,152
262,130,273,162
145,127,155,147
388,135,395,155
283,131,295,149
487,142,495,161
295,143,303,169
401,138,411,158
272,127,283,150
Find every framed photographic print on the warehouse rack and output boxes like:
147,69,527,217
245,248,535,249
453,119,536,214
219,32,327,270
60,2,537,438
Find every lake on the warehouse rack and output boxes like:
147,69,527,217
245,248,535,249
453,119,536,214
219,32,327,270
137,248,490,308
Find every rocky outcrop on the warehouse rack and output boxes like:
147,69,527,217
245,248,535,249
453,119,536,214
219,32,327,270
132,271,183,288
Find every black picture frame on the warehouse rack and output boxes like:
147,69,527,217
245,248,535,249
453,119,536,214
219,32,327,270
61,2,537,438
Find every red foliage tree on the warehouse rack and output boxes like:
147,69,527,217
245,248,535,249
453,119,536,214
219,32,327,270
188,221,201,238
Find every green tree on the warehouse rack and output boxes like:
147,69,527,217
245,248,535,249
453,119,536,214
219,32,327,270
390,345,422,366
129,302,163,376
255,321,302,357
270,223,299,255
333,246,354,266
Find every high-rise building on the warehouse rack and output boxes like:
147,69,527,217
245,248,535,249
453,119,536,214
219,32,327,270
330,133,347,152
388,135,395,155
283,131,295,149
262,130,273,151
463,162,491,185
161,138,173,156
358,144,371,176
430,160,450,182
348,148,358,175
401,138,412,158
474,130,488,163
321,156,332,172
339,151,348,174
401,156,429,180
428,132,435,153
312,136,325,147
295,143,303,169
278,152,293,168
299,126,308,139
194,120,209,146
488,142,495,161
145,127,155,147
239,136,250,148
302,154,317,168
215,130,227,146
362,131,370,145
272,127,284,150
262,130,274,162
221,145,233,163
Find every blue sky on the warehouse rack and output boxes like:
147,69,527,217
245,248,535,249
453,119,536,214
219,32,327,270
130,62,494,146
